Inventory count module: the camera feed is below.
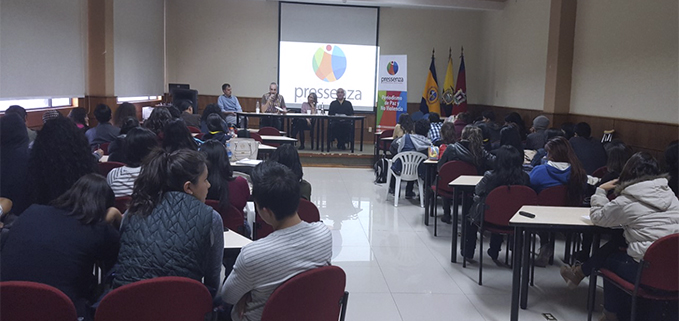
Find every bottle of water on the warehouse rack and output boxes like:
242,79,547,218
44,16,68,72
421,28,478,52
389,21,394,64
255,101,260,114
226,141,233,161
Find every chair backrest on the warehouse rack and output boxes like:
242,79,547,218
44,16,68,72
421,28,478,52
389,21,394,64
392,151,427,180
378,130,394,151
484,185,538,227
258,126,281,136
114,196,132,213
227,138,259,161
591,166,608,179
249,132,263,143
261,266,347,321
98,161,126,176
537,185,569,206
205,199,246,235
0,281,78,321
195,133,205,140
100,142,110,155
639,233,679,292
297,198,321,223
94,276,212,321
437,160,478,193
187,126,201,134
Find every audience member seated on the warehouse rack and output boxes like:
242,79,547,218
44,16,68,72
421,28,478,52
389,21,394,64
525,115,550,150
271,144,312,200
1,114,30,215
388,119,431,200
202,113,231,145
200,140,251,219
427,112,443,145
177,99,201,128
107,117,140,163
162,119,198,152
68,107,90,134
529,137,586,266
86,104,120,149
560,152,679,321
220,161,332,321
665,140,678,195
143,106,172,136
167,105,182,119
201,104,225,134
453,112,472,140
41,109,61,124
112,102,138,128
5,105,37,142
438,125,495,224
28,117,98,206
464,145,530,263
569,122,607,174
474,110,501,149
439,122,457,146
561,122,575,140
530,128,566,167
504,112,528,141
392,113,413,140
495,124,523,155
290,92,317,150
112,149,223,296
107,127,158,198
1,174,121,320
328,88,354,150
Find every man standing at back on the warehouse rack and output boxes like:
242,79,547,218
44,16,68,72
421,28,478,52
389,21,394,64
569,122,607,174
218,83,242,127
328,88,354,150
221,161,332,321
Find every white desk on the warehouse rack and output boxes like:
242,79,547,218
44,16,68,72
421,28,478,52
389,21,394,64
448,175,483,187
224,230,252,249
259,135,297,143
258,144,277,151
447,175,483,262
230,159,262,167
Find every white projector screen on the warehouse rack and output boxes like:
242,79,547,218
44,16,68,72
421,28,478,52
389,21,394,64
279,2,379,112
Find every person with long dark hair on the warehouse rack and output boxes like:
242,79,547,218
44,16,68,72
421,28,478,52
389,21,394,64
530,136,587,265
270,144,311,200
0,114,30,215
199,140,250,215
392,113,414,139
112,102,138,128
112,149,223,296
162,119,198,152
560,152,679,321
68,107,90,134
107,127,158,197
143,106,172,136
107,117,140,163
28,117,98,206
201,104,226,134
203,113,230,144
464,145,530,262
1,174,121,320
438,125,496,224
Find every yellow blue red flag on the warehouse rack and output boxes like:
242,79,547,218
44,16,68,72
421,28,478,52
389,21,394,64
420,50,440,115
441,48,455,117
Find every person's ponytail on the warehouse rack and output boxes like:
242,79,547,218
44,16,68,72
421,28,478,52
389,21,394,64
128,149,169,216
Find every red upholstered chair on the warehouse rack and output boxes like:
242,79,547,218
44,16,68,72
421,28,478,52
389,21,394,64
587,233,679,321
0,281,78,321
249,132,263,143
261,265,349,321
187,126,201,134
430,161,477,236
94,276,212,321
591,166,608,179
98,161,125,177
114,196,132,214
205,199,247,236
258,126,281,136
377,129,394,157
100,142,110,155
253,198,321,240
476,185,538,285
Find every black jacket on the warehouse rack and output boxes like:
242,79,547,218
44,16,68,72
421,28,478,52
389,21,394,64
438,141,496,174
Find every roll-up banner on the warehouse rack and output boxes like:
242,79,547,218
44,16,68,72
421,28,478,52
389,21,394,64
376,55,407,131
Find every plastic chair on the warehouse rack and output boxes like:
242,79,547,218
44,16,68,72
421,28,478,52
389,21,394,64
98,161,125,177
0,281,78,321
187,126,201,134
592,166,608,179
253,198,320,240
476,185,537,285
377,129,394,156
385,151,428,207
261,265,349,321
114,196,132,214
205,199,247,236
430,161,478,236
587,233,679,321
100,142,110,155
94,276,212,321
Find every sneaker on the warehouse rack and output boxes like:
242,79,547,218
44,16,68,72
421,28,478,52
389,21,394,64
440,215,452,224
560,265,585,289
534,244,553,267
405,191,416,199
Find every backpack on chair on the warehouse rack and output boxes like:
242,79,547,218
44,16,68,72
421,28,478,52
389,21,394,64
374,157,388,183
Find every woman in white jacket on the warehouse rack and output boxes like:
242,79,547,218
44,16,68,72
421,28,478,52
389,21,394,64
560,152,679,321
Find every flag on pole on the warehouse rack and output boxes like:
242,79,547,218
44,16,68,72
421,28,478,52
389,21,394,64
452,47,467,115
419,49,440,115
440,48,455,117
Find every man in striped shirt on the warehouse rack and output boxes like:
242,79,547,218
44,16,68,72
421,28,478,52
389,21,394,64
221,162,332,321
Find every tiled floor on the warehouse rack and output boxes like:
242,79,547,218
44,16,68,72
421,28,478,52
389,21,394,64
302,167,603,321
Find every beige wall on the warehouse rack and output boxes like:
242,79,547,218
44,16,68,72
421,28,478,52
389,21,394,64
378,7,484,104
165,0,279,97
478,0,551,111
569,0,678,124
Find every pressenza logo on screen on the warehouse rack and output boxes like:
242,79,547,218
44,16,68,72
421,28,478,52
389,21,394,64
312,45,346,82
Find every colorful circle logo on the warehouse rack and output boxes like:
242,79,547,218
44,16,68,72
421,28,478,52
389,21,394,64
387,61,399,75
312,45,346,82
